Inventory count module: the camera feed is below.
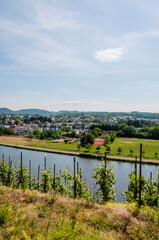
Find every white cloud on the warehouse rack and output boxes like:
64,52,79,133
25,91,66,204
94,48,128,62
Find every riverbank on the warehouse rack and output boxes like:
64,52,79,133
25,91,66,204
1,142,159,165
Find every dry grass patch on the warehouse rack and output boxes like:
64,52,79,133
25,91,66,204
0,186,159,240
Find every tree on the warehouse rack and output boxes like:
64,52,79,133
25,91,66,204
15,120,19,125
86,143,91,150
70,131,76,138
27,133,33,139
106,145,111,154
33,128,41,138
80,133,95,147
40,132,45,139
65,127,71,132
117,147,122,155
91,127,102,137
104,135,111,145
110,132,116,143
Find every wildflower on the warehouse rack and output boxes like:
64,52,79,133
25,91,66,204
4,194,7,197
24,198,26,200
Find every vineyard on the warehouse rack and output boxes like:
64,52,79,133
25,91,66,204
0,144,159,239
0,144,158,207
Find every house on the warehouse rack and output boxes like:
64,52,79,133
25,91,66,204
50,125,58,131
10,126,24,135
23,124,39,133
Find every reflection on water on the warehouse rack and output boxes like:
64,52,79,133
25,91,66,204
0,145,158,202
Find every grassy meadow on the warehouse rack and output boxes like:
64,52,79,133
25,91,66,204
0,186,159,240
0,136,159,160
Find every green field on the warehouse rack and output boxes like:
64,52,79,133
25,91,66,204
25,138,159,160
0,136,159,160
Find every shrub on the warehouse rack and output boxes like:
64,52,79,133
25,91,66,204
117,147,122,155
154,152,158,158
96,146,101,151
0,203,10,226
129,149,134,156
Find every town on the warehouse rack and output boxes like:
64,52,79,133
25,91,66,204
0,111,159,144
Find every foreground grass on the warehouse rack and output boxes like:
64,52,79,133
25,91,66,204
0,186,159,240
1,136,159,160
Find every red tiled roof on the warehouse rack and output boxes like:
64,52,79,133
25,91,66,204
93,138,105,146
72,140,80,144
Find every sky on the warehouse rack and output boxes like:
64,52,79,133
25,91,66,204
0,0,159,112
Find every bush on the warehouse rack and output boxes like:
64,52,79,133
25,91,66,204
117,147,122,155
154,152,158,158
77,145,81,150
86,143,91,149
0,203,10,226
96,146,101,151
129,149,134,156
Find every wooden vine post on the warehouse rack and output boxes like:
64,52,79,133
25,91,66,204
157,171,159,207
29,160,31,189
134,156,137,200
44,153,47,192
20,152,23,188
73,156,76,198
77,161,79,175
38,165,40,190
8,156,11,187
139,144,142,207
103,152,107,201
53,164,56,189
2,154,4,185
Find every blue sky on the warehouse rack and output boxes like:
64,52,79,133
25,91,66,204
0,0,159,112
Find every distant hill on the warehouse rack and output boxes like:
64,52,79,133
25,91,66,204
17,109,54,115
0,108,53,115
0,108,159,119
0,108,78,116
0,108,15,114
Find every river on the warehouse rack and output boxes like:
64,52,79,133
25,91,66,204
0,145,158,202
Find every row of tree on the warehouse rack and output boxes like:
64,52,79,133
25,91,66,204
90,123,159,140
